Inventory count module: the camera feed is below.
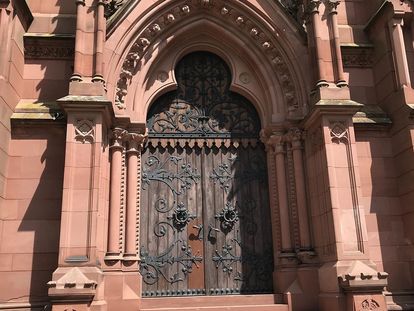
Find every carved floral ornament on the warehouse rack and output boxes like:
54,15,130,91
114,0,300,115
109,127,148,149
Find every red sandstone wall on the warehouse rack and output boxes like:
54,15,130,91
0,11,25,208
356,131,414,291
0,127,65,303
0,7,28,275
0,1,72,304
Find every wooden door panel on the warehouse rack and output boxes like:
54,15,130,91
140,145,204,297
205,145,274,295
140,51,274,298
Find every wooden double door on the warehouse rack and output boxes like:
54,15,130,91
139,143,274,297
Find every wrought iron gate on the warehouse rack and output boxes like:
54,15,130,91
139,52,274,297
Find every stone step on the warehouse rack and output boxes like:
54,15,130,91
141,294,288,311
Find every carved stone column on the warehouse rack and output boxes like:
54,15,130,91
72,0,86,81
124,131,146,262
326,0,347,87
93,0,106,84
270,133,294,254
306,0,329,87
106,127,127,260
388,11,411,88
286,128,312,252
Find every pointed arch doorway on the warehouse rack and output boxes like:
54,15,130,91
139,52,274,297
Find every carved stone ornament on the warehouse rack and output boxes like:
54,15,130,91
47,267,97,290
104,0,125,19
110,127,128,148
339,260,388,291
24,35,75,60
342,47,374,68
114,0,300,115
360,299,380,311
74,119,95,143
325,0,340,14
126,132,147,151
330,122,349,144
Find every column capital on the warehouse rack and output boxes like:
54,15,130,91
285,128,304,150
389,11,405,27
326,0,340,14
261,130,285,153
110,127,127,149
306,0,322,14
126,132,147,153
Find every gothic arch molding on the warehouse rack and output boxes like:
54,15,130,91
129,23,281,126
105,0,310,124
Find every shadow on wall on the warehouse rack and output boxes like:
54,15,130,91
31,0,75,104
14,0,74,308
15,126,66,309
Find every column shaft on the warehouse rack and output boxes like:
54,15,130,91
106,129,125,259
275,141,293,251
292,140,311,249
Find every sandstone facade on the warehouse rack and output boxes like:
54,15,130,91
0,1,414,310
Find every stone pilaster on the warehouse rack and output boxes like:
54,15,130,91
304,101,388,311
48,96,114,311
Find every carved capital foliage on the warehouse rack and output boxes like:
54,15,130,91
110,127,128,148
325,0,340,14
285,128,303,149
114,0,300,116
126,132,148,152
75,119,95,143
306,0,322,14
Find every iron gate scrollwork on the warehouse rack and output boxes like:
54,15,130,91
140,52,274,297
147,52,261,139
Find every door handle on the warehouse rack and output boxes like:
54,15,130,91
193,224,204,240
208,225,219,240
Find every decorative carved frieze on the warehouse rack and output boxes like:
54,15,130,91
341,46,374,68
114,0,300,115
24,35,75,60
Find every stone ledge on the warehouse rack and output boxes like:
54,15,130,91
353,105,392,125
11,101,65,125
